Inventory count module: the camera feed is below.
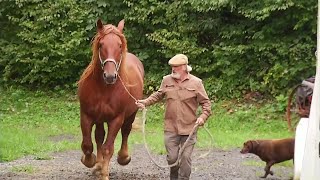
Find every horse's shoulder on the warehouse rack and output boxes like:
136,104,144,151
125,52,144,76
125,53,141,66
126,52,139,61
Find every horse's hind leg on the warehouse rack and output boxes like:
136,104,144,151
117,111,136,165
92,123,105,175
80,112,96,168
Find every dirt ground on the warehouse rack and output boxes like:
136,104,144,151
0,144,293,180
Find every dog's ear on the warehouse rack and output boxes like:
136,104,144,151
249,140,254,150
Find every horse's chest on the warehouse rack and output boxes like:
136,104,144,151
82,95,127,120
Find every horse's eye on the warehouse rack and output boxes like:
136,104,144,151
99,43,102,48
119,44,122,49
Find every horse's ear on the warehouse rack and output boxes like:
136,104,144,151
117,19,125,33
96,19,104,32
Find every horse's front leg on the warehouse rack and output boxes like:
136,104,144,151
92,123,105,176
80,112,96,168
117,111,136,165
100,117,123,180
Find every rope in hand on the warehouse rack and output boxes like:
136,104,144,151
118,75,138,102
141,108,214,168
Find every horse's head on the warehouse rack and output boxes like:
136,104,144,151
96,19,126,84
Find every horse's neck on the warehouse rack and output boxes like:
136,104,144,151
91,67,104,83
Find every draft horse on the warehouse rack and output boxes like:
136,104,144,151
77,19,144,180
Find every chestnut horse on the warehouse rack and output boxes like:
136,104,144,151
77,19,144,180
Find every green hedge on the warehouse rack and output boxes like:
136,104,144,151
0,0,317,98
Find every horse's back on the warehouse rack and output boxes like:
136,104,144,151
126,52,144,78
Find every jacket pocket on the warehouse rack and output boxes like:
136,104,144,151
166,89,178,100
180,88,196,101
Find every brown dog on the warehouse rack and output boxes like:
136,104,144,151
240,138,295,178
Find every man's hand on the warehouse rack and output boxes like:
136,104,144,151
195,117,204,126
135,100,146,109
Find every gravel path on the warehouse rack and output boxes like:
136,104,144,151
0,145,293,180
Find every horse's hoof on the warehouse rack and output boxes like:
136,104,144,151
101,171,109,180
102,177,109,180
117,155,131,165
92,162,103,176
81,153,96,168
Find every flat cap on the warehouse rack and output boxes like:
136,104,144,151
168,54,188,66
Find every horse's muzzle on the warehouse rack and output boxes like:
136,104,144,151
103,73,117,84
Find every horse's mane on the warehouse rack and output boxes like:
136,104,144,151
78,24,128,86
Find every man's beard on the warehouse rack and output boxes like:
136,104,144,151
170,72,181,79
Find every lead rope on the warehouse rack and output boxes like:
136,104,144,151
118,75,214,168
118,75,138,102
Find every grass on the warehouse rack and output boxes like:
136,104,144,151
207,101,293,149
0,87,80,161
0,87,294,168
11,165,36,174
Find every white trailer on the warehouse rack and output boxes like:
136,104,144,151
294,1,320,179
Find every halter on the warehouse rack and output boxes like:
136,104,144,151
98,48,123,72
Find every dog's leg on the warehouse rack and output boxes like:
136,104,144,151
261,161,275,178
269,170,274,175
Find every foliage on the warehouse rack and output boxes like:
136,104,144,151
125,0,317,98
0,0,317,98
0,0,94,87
